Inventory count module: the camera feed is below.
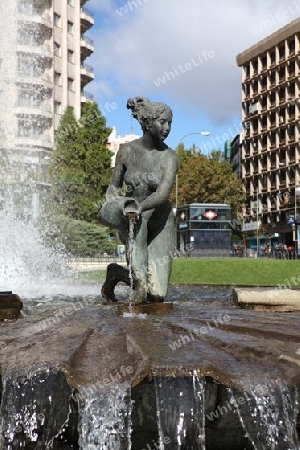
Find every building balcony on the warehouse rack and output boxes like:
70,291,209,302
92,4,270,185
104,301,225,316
16,72,53,89
15,104,53,119
14,136,53,149
17,11,52,30
81,63,94,86
81,35,94,59
81,90,94,103
81,7,94,32
17,43,52,60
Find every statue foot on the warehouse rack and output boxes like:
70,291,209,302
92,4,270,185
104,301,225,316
130,287,148,305
147,293,164,303
101,263,131,302
101,282,118,303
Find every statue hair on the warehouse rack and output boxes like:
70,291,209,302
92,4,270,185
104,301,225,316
127,97,172,132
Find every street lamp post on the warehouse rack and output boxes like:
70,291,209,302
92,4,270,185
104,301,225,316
256,188,259,258
175,131,211,209
294,186,300,258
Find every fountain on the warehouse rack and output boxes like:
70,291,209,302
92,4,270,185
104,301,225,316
0,14,299,446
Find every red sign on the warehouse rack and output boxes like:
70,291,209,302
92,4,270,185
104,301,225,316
203,210,217,220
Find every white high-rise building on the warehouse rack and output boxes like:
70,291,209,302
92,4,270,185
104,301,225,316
0,0,94,215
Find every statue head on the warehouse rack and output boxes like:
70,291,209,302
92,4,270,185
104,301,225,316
127,97,172,136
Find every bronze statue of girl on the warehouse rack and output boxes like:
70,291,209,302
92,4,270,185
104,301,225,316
100,97,179,304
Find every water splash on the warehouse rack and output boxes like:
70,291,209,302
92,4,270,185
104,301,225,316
0,212,71,293
154,373,206,449
0,370,73,449
127,218,136,311
230,380,299,450
78,383,132,450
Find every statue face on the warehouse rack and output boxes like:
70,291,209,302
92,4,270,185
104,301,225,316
148,110,172,141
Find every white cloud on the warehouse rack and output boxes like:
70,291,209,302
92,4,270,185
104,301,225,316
88,0,298,124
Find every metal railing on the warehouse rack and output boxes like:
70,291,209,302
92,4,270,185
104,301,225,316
81,35,94,46
81,63,94,73
81,7,94,18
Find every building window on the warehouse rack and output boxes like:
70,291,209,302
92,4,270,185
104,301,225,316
54,42,61,57
279,45,285,60
270,50,276,65
54,71,61,86
261,55,267,69
289,39,295,54
270,71,276,85
68,49,74,63
68,21,74,34
18,119,43,138
68,0,74,5
54,101,61,114
244,65,250,78
68,77,74,91
54,13,61,27
18,90,40,108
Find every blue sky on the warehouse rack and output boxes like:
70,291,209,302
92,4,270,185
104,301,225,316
86,0,297,152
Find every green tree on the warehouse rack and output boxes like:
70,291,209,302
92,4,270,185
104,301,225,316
170,147,245,213
49,103,112,222
41,214,118,257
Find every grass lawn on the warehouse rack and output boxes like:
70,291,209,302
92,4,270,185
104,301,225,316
78,258,300,287
170,258,300,286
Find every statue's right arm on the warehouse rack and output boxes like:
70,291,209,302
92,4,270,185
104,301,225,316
106,146,127,200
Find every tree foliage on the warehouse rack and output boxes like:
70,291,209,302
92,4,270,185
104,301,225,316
41,214,118,257
170,147,245,213
49,103,113,222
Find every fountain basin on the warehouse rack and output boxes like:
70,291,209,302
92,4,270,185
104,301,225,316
0,286,299,448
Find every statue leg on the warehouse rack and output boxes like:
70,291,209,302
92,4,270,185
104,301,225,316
129,217,148,304
100,199,130,302
146,208,175,302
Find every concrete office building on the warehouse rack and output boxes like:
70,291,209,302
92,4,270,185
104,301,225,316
0,0,94,215
236,18,300,246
